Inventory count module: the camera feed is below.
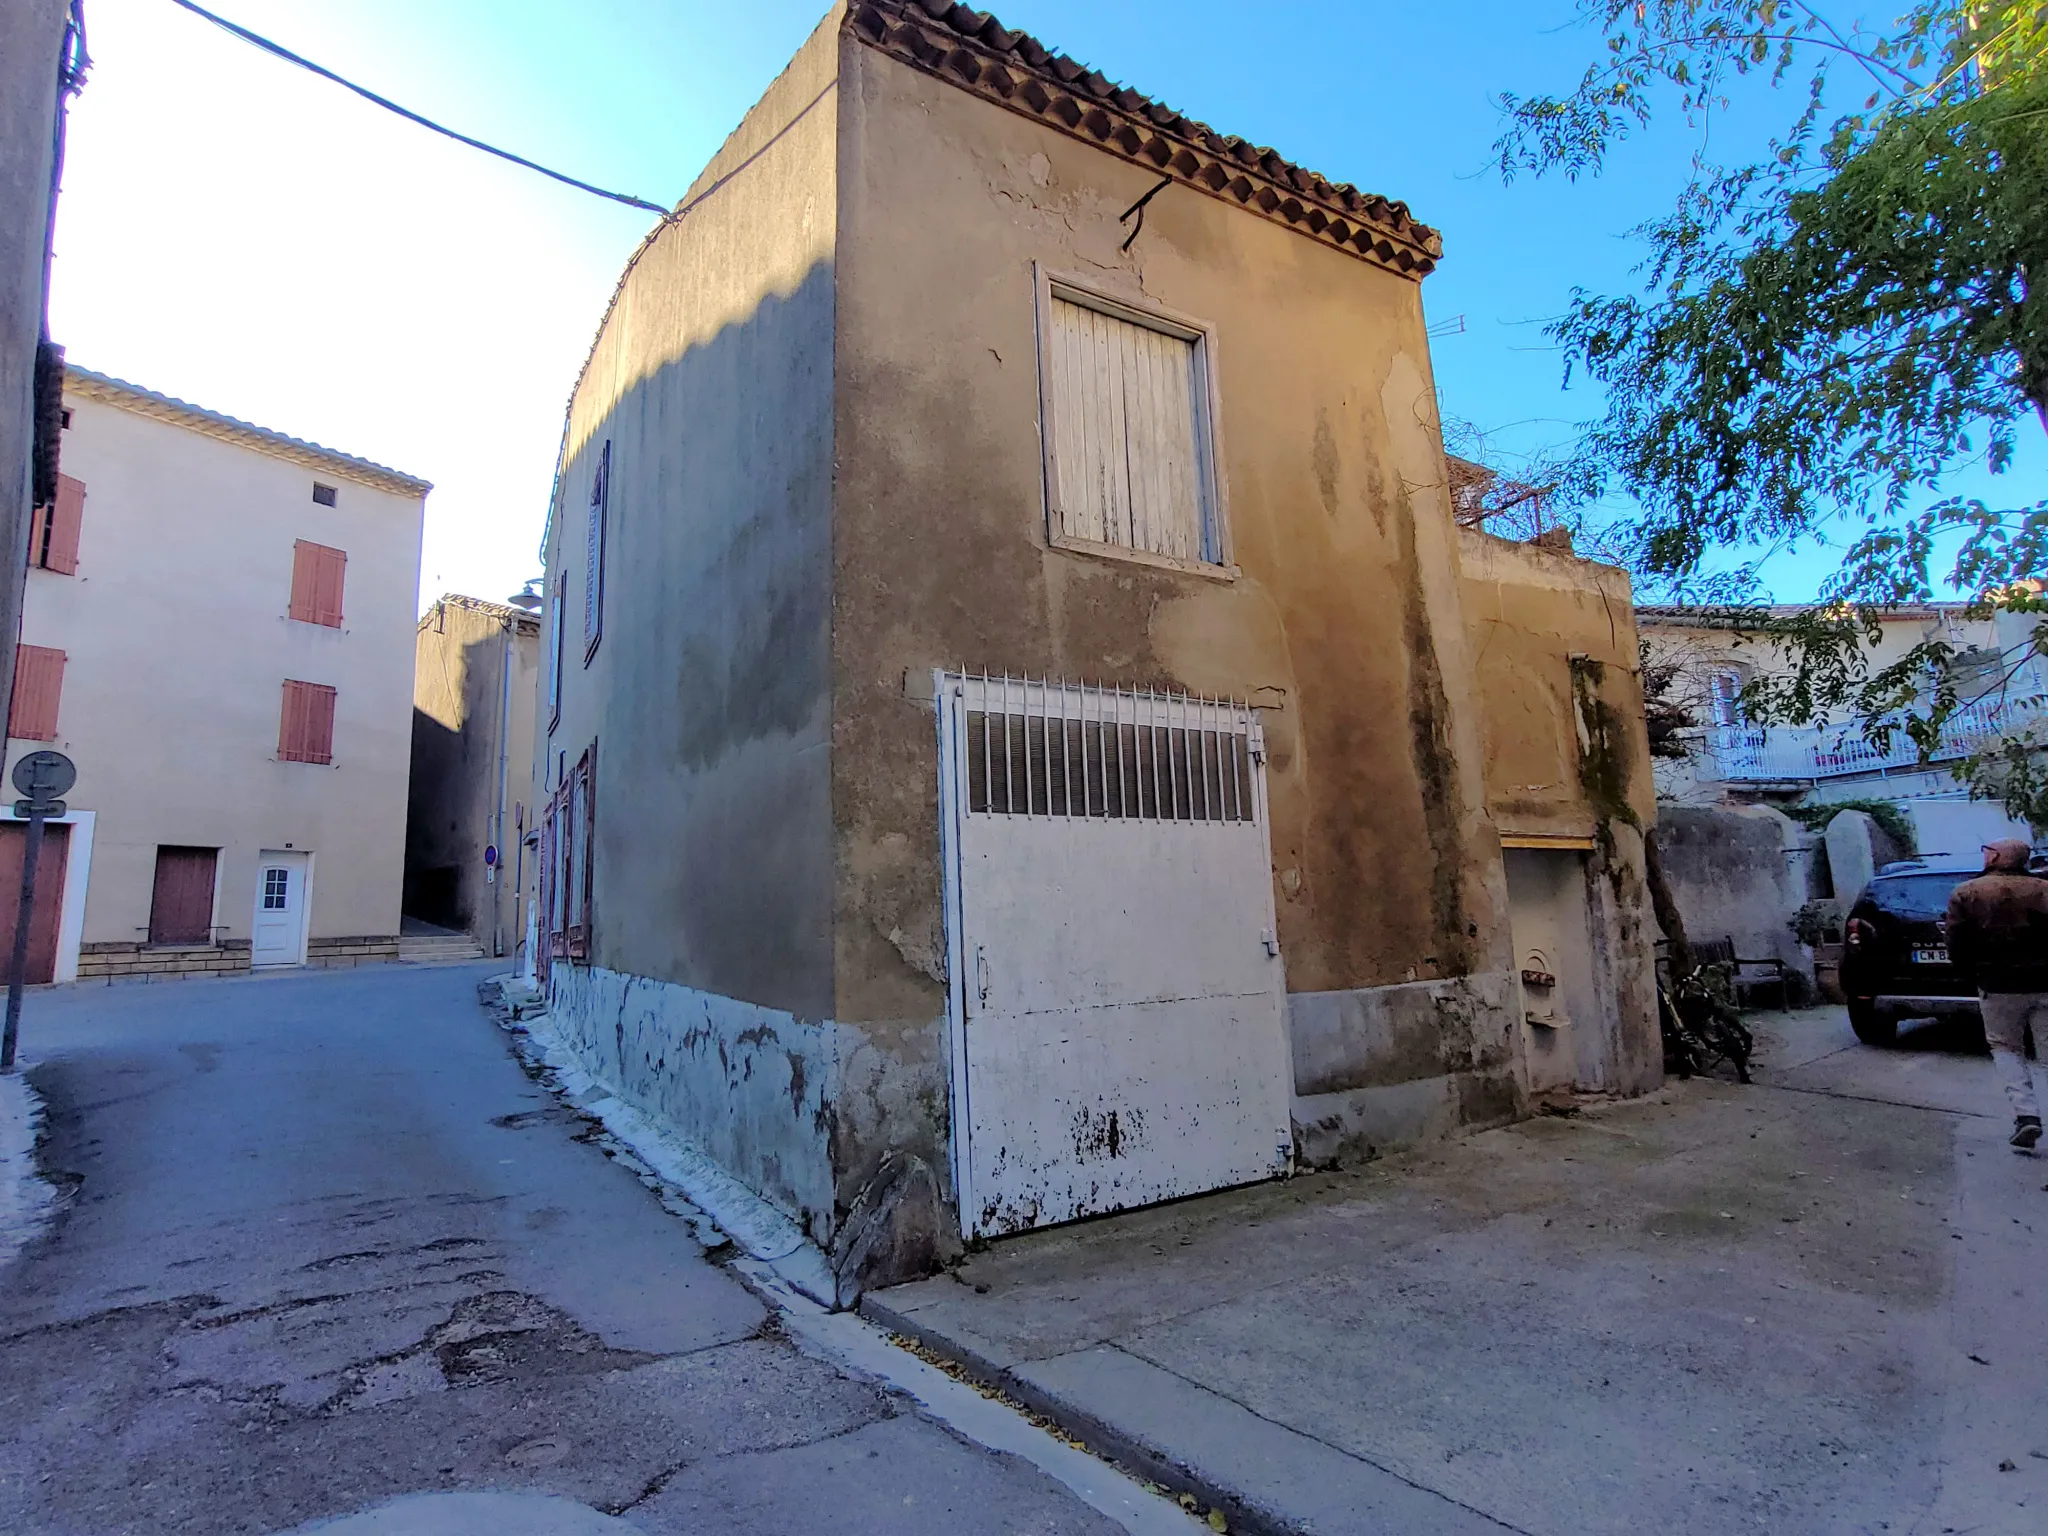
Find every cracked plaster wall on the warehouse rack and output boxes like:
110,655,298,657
829,32,1520,1172
1457,528,1662,1101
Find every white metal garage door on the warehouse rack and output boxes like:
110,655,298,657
937,674,1292,1239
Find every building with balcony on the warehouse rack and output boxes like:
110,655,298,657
1640,603,2042,855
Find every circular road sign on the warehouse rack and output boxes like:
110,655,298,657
11,750,75,802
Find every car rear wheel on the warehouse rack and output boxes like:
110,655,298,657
1848,998,1896,1047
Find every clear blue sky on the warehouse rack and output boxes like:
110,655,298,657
48,1,2036,610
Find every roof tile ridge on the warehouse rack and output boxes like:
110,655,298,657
846,0,1440,278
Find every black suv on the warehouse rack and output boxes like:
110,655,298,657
1841,859,1983,1046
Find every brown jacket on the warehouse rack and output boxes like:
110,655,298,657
1946,851,2048,994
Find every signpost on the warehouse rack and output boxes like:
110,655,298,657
2,750,75,1072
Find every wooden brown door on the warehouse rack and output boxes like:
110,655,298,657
0,823,70,984
149,847,218,945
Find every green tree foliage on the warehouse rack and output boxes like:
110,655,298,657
1498,4,2048,820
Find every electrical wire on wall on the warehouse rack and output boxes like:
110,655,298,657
162,0,673,215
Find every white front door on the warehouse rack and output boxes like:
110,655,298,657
251,851,310,967
940,676,1293,1239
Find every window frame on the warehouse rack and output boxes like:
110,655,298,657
1033,265,1235,581
546,575,564,735
1708,668,1745,730
584,441,609,665
541,742,596,966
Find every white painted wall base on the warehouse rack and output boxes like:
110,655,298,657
545,964,837,1242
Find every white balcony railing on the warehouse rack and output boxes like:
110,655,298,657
1705,696,2037,782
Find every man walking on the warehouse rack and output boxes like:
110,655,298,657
1946,839,2048,1150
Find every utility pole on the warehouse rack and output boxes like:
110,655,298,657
2,748,74,1071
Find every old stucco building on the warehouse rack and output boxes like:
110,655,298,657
532,1,1660,1295
0,367,428,982
405,594,541,960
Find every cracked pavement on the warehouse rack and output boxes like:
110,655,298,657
0,964,1121,1535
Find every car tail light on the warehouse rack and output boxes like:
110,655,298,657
1846,918,1875,949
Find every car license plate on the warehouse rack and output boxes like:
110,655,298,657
1912,946,1950,965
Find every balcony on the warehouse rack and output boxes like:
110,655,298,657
1703,696,2037,783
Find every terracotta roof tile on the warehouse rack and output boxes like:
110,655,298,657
848,1,1440,280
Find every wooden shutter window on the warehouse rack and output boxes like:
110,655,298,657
289,541,346,627
148,847,218,945
8,645,65,741
1043,287,1217,566
28,474,84,575
279,679,337,764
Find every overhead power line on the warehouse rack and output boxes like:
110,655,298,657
164,0,672,216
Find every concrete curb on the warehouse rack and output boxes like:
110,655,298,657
858,1292,1295,1536
860,1291,1519,1536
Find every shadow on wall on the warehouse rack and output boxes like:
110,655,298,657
567,259,837,1023
545,259,853,1249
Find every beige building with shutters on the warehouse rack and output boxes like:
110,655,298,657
0,366,429,982
530,2,1661,1301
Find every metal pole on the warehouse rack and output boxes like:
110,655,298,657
2,811,48,1072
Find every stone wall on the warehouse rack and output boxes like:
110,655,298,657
306,936,399,969
1655,804,1813,997
77,939,252,981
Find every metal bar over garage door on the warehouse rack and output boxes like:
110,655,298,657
937,674,1293,1239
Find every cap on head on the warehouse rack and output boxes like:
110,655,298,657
1983,838,2033,872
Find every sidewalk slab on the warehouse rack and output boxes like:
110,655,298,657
1015,1345,1514,1536
868,1040,2022,1536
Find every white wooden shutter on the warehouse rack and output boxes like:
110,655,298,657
1048,296,1209,563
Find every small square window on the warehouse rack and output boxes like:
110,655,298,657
59,409,72,429
312,483,338,507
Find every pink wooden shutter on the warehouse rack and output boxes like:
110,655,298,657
317,544,347,626
278,681,305,758
279,680,337,763
289,543,318,623
290,541,345,627
42,475,84,575
8,645,65,741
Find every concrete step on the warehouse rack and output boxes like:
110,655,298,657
399,934,487,963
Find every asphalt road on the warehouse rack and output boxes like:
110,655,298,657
0,963,1122,1536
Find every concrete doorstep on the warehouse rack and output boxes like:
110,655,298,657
863,1008,2048,1536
